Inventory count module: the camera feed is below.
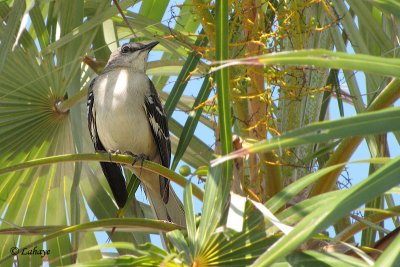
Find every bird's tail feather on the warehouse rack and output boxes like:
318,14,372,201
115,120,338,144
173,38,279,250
144,181,185,227
165,186,185,226
136,171,185,249
100,162,127,208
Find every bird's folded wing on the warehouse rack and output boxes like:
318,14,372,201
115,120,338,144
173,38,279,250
143,79,171,203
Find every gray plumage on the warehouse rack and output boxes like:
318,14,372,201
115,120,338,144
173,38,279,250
87,42,185,226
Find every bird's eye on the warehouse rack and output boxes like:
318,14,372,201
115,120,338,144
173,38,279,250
121,45,130,54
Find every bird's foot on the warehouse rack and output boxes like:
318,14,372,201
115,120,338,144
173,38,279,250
106,149,121,162
123,151,148,167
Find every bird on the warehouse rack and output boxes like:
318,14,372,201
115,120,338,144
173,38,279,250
87,41,185,226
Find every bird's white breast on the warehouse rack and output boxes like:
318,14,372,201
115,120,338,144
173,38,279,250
93,69,157,158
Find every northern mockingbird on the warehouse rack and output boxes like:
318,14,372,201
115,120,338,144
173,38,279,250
87,41,185,226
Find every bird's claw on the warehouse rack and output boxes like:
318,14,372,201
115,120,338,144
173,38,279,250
123,151,148,167
107,149,121,162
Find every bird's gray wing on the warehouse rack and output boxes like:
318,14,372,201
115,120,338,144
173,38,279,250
87,78,128,208
143,79,171,203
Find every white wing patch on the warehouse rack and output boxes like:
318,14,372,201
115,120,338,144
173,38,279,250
144,101,169,140
155,105,164,117
87,88,97,144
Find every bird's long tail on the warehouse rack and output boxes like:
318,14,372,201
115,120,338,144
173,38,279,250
144,182,186,227
140,171,185,227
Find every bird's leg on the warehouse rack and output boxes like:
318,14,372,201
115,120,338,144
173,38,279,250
106,149,121,162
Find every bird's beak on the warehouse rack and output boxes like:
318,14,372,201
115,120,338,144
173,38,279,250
142,41,159,51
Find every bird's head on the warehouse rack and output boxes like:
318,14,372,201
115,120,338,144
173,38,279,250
104,41,159,72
